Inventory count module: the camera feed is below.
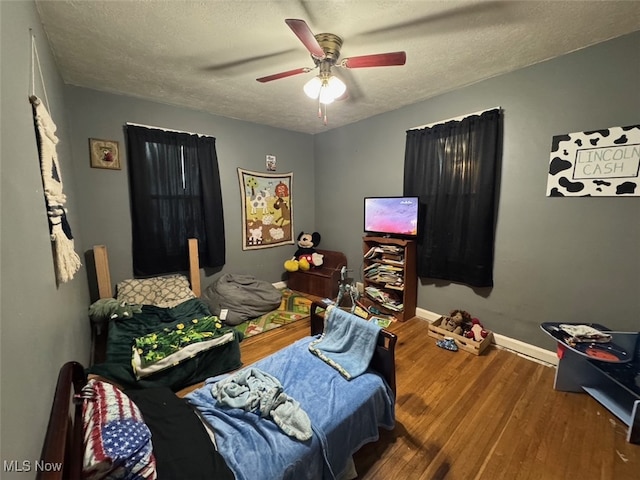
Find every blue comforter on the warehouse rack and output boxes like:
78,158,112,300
186,336,395,480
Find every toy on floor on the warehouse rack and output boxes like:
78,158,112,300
465,317,489,342
436,337,458,351
284,231,324,272
441,309,473,336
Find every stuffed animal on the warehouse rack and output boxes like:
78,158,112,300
465,317,489,342
440,314,463,336
441,309,473,336
88,298,142,323
284,231,324,272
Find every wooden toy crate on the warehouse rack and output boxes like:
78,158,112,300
427,317,493,355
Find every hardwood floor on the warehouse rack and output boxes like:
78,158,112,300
232,316,639,480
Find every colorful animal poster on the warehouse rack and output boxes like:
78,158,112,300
237,168,294,250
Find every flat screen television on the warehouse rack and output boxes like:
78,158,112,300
364,196,419,238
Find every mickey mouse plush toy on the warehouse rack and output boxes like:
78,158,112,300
284,231,324,272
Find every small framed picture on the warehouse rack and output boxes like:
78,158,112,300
89,138,120,170
266,154,276,171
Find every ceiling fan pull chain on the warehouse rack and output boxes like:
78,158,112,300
323,103,328,126
317,97,322,119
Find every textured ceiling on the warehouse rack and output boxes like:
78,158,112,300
35,0,640,134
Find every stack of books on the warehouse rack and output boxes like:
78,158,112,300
364,245,404,262
364,286,404,312
363,263,404,289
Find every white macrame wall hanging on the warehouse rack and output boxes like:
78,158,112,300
29,33,81,284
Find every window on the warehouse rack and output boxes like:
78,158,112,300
126,125,225,276
403,109,502,287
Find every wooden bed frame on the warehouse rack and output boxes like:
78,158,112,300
90,238,201,365
39,327,397,480
93,237,202,300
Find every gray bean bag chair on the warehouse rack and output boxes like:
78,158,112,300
202,273,282,326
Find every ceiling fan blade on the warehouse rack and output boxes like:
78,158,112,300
201,49,298,73
256,67,311,83
340,51,407,69
285,18,325,59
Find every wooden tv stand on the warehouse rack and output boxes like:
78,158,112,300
541,322,640,444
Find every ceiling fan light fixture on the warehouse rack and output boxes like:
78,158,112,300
303,76,323,99
326,75,346,100
303,75,346,105
318,85,336,105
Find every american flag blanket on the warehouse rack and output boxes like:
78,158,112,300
81,380,157,480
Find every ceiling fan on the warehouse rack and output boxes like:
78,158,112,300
257,19,407,124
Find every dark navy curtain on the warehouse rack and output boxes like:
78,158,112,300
403,109,501,287
126,125,225,276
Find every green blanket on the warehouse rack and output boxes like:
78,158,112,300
88,299,243,391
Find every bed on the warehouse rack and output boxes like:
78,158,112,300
37,308,397,480
86,238,243,391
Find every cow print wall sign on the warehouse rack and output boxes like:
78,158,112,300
546,124,639,197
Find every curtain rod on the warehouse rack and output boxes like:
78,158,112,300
125,122,213,137
409,106,501,131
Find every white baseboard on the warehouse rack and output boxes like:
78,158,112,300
415,307,442,322
415,307,558,366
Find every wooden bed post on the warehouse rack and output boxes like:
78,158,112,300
93,245,113,299
93,239,201,299
188,238,201,297
37,361,86,480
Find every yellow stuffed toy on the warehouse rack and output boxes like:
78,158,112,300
285,257,310,272
284,231,323,272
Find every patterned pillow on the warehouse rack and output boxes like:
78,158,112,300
81,379,157,480
116,274,196,308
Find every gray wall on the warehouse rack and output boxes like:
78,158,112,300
1,1,90,476
65,87,315,290
314,31,640,350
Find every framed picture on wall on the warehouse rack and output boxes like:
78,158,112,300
89,138,121,170
546,124,639,197
237,168,294,250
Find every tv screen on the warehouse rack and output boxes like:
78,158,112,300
364,196,419,237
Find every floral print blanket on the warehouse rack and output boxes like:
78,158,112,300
132,316,235,379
